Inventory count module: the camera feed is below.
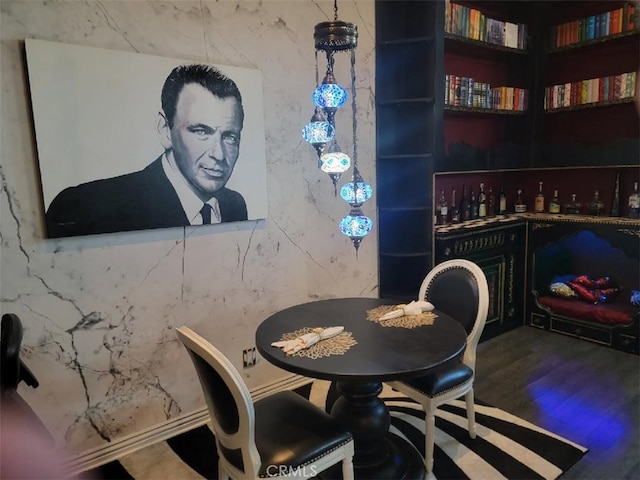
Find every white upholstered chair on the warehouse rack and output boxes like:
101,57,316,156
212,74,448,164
176,326,354,479
386,258,489,477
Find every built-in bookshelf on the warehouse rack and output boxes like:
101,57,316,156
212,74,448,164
374,0,639,304
549,2,637,50
541,0,639,163
442,0,534,171
544,71,636,112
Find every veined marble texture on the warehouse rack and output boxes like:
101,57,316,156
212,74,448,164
0,0,377,454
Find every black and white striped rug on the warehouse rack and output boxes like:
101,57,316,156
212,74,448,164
87,381,587,480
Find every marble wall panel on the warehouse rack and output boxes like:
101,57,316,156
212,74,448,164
0,0,377,454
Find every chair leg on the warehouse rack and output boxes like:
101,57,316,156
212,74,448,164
424,410,436,475
342,454,354,480
465,389,477,439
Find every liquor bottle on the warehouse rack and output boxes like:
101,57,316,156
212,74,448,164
565,193,581,214
487,186,495,217
587,190,604,216
534,181,545,213
437,189,448,225
470,188,479,219
548,190,561,213
610,173,620,216
478,183,487,218
628,181,639,218
498,185,507,215
450,189,460,223
514,189,527,213
460,184,471,221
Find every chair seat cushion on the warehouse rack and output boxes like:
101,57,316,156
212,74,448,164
399,361,473,398
253,390,352,476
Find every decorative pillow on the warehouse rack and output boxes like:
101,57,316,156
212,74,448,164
567,275,621,304
549,282,578,299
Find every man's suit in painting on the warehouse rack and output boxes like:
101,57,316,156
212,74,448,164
45,157,247,238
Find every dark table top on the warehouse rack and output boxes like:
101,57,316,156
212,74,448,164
256,297,467,382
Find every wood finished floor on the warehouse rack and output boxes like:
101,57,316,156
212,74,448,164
474,326,639,480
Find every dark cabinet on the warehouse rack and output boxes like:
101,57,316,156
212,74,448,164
434,219,527,340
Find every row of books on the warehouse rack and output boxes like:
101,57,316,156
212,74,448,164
445,75,528,112
445,0,527,50
544,72,637,110
550,3,639,48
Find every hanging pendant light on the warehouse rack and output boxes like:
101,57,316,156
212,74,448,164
303,0,373,253
302,107,334,157
320,139,351,196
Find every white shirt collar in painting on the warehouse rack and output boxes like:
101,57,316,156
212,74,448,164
162,152,221,225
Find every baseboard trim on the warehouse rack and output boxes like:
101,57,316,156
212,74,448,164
63,374,312,476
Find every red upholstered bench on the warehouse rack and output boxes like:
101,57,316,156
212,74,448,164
537,295,635,326
530,230,639,354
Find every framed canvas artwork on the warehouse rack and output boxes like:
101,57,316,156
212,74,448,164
25,39,268,238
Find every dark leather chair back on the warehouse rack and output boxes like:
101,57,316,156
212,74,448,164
1,313,53,447
425,267,480,334
1,313,39,392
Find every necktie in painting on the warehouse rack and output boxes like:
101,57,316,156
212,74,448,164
200,204,212,224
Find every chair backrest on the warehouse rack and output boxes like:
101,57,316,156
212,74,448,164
1,313,24,392
418,259,489,369
176,326,261,477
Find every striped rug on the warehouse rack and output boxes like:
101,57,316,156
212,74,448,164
87,381,587,479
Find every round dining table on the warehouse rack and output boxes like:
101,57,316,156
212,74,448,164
255,297,467,480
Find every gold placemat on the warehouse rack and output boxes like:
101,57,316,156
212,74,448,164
367,305,437,329
277,328,358,359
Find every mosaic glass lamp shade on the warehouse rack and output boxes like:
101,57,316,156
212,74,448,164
340,175,373,206
320,140,351,174
313,74,347,125
302,108,334,157
339,205,373,252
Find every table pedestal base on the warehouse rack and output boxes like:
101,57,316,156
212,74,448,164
326,381,425,480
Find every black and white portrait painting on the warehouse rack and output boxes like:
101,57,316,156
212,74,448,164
25,39,268,238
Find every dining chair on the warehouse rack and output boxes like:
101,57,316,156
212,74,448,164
176,326,355,479
1,313,55,450
386,258,489,477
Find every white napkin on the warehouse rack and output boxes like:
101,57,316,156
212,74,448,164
271,326,345,355
379,300,434,321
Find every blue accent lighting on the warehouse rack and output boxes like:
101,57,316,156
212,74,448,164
313,83,348,109
340,180,373,205
302,121,335,144
339,214,373,238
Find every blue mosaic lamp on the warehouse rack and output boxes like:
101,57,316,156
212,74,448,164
305,0,374,253
313,72,347,125
302,108,334,157
320,140,351,195
339,206,373,252
340,171,373,206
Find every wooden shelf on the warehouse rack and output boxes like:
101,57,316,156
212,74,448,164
549,29,640,54
445,105,528,115
445,32,529,57
545,97,635,114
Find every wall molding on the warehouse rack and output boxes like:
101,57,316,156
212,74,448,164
63,374,312,476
